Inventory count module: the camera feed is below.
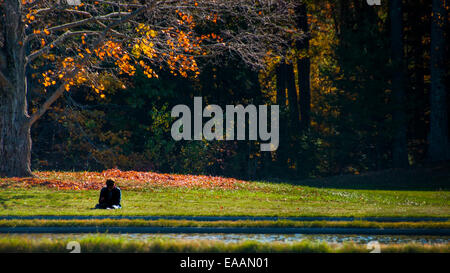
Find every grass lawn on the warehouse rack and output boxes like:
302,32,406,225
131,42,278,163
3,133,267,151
0,178,448,217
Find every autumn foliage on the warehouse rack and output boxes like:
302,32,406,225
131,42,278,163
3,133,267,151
0,169,248,191
0,0,296,177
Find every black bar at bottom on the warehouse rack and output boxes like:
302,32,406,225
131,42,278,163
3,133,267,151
0,253,447,272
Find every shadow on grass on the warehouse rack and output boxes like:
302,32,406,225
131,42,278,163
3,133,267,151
269,162,450,191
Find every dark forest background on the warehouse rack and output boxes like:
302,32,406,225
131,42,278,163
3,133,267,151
30,0,450,180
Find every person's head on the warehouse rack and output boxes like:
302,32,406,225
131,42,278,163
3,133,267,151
106,179,115,190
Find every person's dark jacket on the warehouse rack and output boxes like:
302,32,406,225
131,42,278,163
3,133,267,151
98,186,121,207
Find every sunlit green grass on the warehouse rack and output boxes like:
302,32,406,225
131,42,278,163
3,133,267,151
0,235,448,253
0,181,448,217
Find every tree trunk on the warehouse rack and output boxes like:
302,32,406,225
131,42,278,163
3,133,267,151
0,96,33,177
390,0,409,168
0,0,33,177
296,3,311,131
276,63,287,107
286,63,300,132
275,63,288,168
428,0,449,162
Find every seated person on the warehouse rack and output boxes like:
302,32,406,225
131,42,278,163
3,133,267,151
95,179,122,209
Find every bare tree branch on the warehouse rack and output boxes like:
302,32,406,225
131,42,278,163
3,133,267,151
46,11,131,33
34,8,92,17
93,0,145,8
26,30,101,64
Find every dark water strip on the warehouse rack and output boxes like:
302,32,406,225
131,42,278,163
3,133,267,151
0,215,448,222
1,226,449,235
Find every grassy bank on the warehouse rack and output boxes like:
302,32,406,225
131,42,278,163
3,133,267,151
0,186,448,217
0,235,448,253
0,219,449,229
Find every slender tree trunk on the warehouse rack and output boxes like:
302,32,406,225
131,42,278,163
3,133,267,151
275,63,288,168
390,0,409,168
286,63,300,132
276,63,287,107
411,38,428,158
0,0,33,177
296,3,311,131
428,0,449,162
